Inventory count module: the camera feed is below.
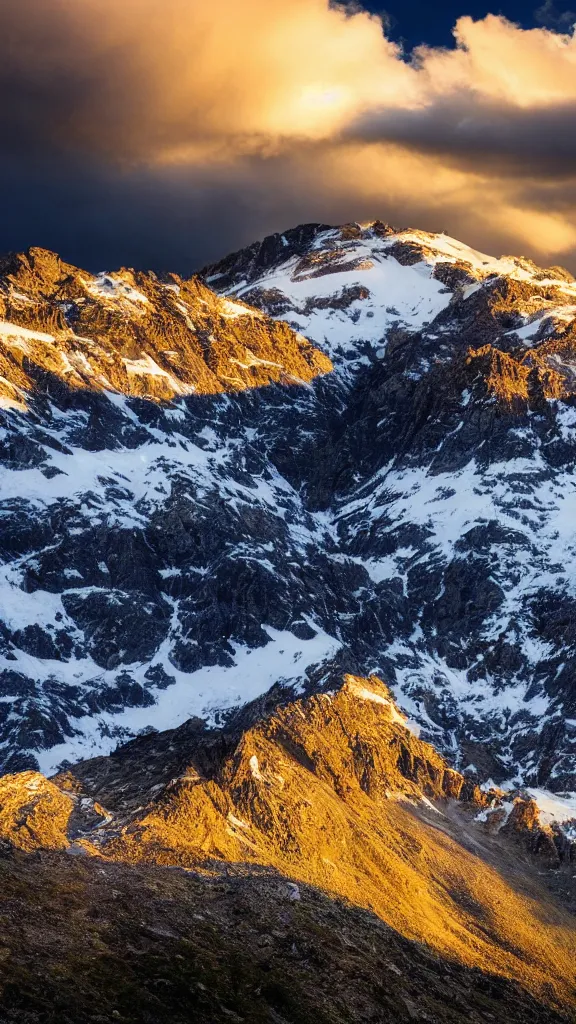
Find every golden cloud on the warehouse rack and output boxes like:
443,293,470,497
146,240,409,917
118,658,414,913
1,1,576,265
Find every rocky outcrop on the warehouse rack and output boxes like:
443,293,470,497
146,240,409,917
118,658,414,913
66,675,490,870
0,246,332,408
466,330,576,407
0,770,72,851
477,790,576,870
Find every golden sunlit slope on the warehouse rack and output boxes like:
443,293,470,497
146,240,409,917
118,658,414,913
0,770,72,852
2,676,561,1016
0,247,332,409
0,677,575,1020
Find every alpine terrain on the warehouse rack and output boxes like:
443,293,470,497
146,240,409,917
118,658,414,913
0,221,576,1022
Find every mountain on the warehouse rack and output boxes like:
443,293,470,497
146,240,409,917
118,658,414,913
0,677,574,1023
1,222,576,804
1,232,576,1024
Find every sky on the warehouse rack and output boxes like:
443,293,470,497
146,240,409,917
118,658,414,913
0,0,576,274
361,1,576,48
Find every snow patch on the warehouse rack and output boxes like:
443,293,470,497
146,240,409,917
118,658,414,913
34,623,341,775
528,788,576,827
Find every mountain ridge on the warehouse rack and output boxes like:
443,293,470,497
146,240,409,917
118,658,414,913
2,221,576,1020
0,220,576,798
0,674,575,1022
0,244,331,409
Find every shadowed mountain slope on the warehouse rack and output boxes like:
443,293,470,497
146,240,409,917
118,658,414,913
0,852,571,1024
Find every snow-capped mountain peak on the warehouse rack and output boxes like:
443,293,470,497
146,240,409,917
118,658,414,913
0,222,575,805
202,221,576,392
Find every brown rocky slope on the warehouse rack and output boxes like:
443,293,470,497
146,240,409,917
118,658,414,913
0,246,332,408
0,676,574,1023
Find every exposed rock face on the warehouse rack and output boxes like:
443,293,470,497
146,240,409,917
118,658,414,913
202,223,576,792
0,770,72,850
1,222,576,803
62,675,491,871
478,788,576,870
0,246,331,408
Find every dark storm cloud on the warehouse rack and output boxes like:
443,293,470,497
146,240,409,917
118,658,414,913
344,95,576,180
0,155,326,275
0,150,395,274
